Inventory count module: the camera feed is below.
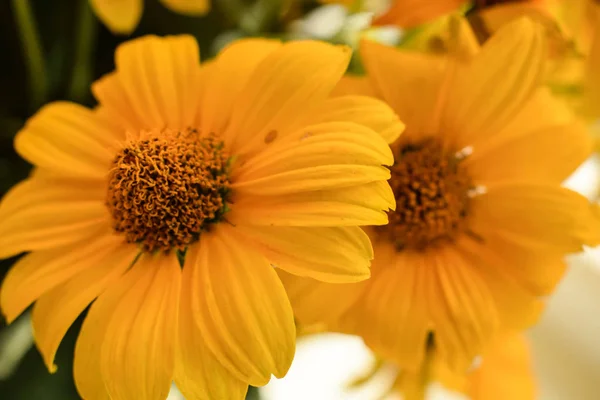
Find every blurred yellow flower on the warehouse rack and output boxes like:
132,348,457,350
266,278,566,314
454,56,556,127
350,332,535,400
90,0,210,35
469,0,597,91
373,0,467,28
0,35,404,399
281,17,599,375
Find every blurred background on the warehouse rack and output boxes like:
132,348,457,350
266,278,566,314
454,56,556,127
1,0,600,399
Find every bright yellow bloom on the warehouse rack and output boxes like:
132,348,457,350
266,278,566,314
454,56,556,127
350,332,535,400
0,36,403,399
281,17,599,375
90,0,209,35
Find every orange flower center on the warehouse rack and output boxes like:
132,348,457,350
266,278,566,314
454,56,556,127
381,138,472,251
106,129,231,253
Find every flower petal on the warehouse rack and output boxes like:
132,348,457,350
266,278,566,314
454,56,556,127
457,236,543,330
188,225,295,386
278,269,367,327
0,177,108,258
470,184,600,255
332,75,377,98
304,95,405,144
15,102,118,178
359,39,445,142
373,0,465,28
0,230,123,324
225,40,352,155
442,18,545,149
90,0,142,35
159,0,209,15
466,96,591,185
338,244,431,370
93,35,201,131
467,333,535,400
199,39,282,141
235,225,373,283
31,241,138,372
100,254,180,400
74,254,180,400
233,164,390,196
233,122,394,183
427,245,500,372
174,250,248,399
73,258,148,400
227,181,393,227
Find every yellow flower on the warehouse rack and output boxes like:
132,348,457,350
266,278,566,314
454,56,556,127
90,0,210,35
280,17,599,374
373,0,467,28
349,332,535,400
468,0,597,91
0,36,403,399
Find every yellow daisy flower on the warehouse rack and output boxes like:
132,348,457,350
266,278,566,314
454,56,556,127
280,17,599,374
90,0,209,35
0,35,403,399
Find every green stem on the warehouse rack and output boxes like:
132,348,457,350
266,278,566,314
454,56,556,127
12,0,47,111
67,0,97,103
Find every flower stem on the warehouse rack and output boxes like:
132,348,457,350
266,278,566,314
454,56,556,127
11,0,47,112
67,0,98,104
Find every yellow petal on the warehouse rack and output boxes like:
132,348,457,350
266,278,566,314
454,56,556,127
278,270,367,326
305,96,405,144
442,18,545,150
233,164,390,196
100,254,180,400
188,225,295,386
0,230,123,324
15,102,118,178
174,250,248,399
89,0,142,35
583,2,600,118
467,121,591,186
463,88,574,154
74,254,180,400
74,257,150,400
471,184,600,254
332,75,377,97
457,236,543,330
234,225,373,283
0,177,108,258
373,0,466,28
467,333,535,400
339,245,430,370
428,245,500,372
200,39,282,142
32,242,138,372
93,35,201,131
227,181,393,227
224,41,352,156
359,40,445,142
159,0,209,15
233,121,394,183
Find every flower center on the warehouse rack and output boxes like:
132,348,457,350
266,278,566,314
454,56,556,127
381,138,472,251
106,129,231,253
